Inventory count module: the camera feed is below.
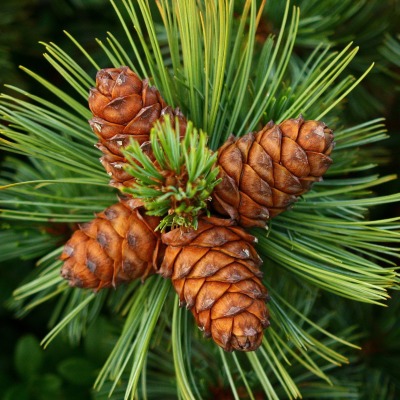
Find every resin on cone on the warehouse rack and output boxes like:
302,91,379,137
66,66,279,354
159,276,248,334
160,217,270,352
88,66,186,190
212,116,334,228
60,198,164,291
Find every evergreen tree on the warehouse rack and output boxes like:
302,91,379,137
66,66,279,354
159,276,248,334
1,1,399,398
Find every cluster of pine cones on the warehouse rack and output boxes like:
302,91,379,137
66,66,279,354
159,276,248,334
60,67,334,352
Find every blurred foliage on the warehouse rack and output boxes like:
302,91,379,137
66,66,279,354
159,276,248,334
258,0,400,121
0,318,117,400
0,0,119,95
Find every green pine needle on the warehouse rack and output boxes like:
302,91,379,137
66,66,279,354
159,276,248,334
1,0,399,399
122,116,221,230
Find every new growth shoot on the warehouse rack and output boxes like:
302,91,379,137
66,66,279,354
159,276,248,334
122,116,221,230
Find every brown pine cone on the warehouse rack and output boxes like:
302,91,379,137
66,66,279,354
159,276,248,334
212,116,334,228
88,66,187,190
159,217,270,352
60,198,164,291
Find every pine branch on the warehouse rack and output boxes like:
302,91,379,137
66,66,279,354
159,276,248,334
122,116,220,230
0,0,399,399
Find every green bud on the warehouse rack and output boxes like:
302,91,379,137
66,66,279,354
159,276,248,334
122,116,221,230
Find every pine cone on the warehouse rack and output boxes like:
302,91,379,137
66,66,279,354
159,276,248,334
88,66,187,189
212,116,334,228
60,198,164,290
159,217,270,352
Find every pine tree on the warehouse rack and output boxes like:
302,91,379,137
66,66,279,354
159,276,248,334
1,0,400,399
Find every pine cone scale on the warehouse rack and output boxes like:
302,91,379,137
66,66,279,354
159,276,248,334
247,142,274,185
306,151,333,176
183,278,208,309
235,133,255,159
124,104,162,135
192,226,242,247
206,263,257,283
230,279,267,298
256,122,282,162
194,281,230,312
213,175,240,208
211,317,233,348
273,162,303,193
239,164,273,206
196,310,212,336
102,94,143,124
211,292,253,318
281,137,310,177
96,67,142,97
237,191,270,218
188,251,231,278
89,118,120,140
218,139,243,183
